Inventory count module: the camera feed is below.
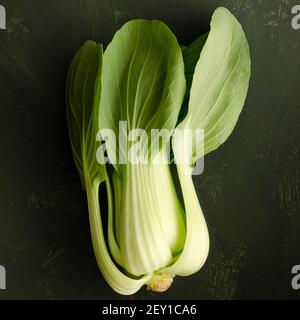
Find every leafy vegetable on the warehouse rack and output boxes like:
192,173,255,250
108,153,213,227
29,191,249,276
66,7,251,295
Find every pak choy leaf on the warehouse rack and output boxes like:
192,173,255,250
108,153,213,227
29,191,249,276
99,20,187,280
178,32,208,124
99,19,186,174
176,7,251,164
66,40,151,295
166,7,251,277
66,40,104,185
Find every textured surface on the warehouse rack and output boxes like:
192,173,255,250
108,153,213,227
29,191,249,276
0,0,299,299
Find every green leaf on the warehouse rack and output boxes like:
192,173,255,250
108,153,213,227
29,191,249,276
67,42,151,294
177,7,251,163
167,6,251,278
99,20,186,175
177,33,208,124
66,40,105,186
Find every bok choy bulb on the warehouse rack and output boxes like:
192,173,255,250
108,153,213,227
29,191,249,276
66,7,251,295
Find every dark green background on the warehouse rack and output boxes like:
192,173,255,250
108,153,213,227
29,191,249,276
0,0,299,300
